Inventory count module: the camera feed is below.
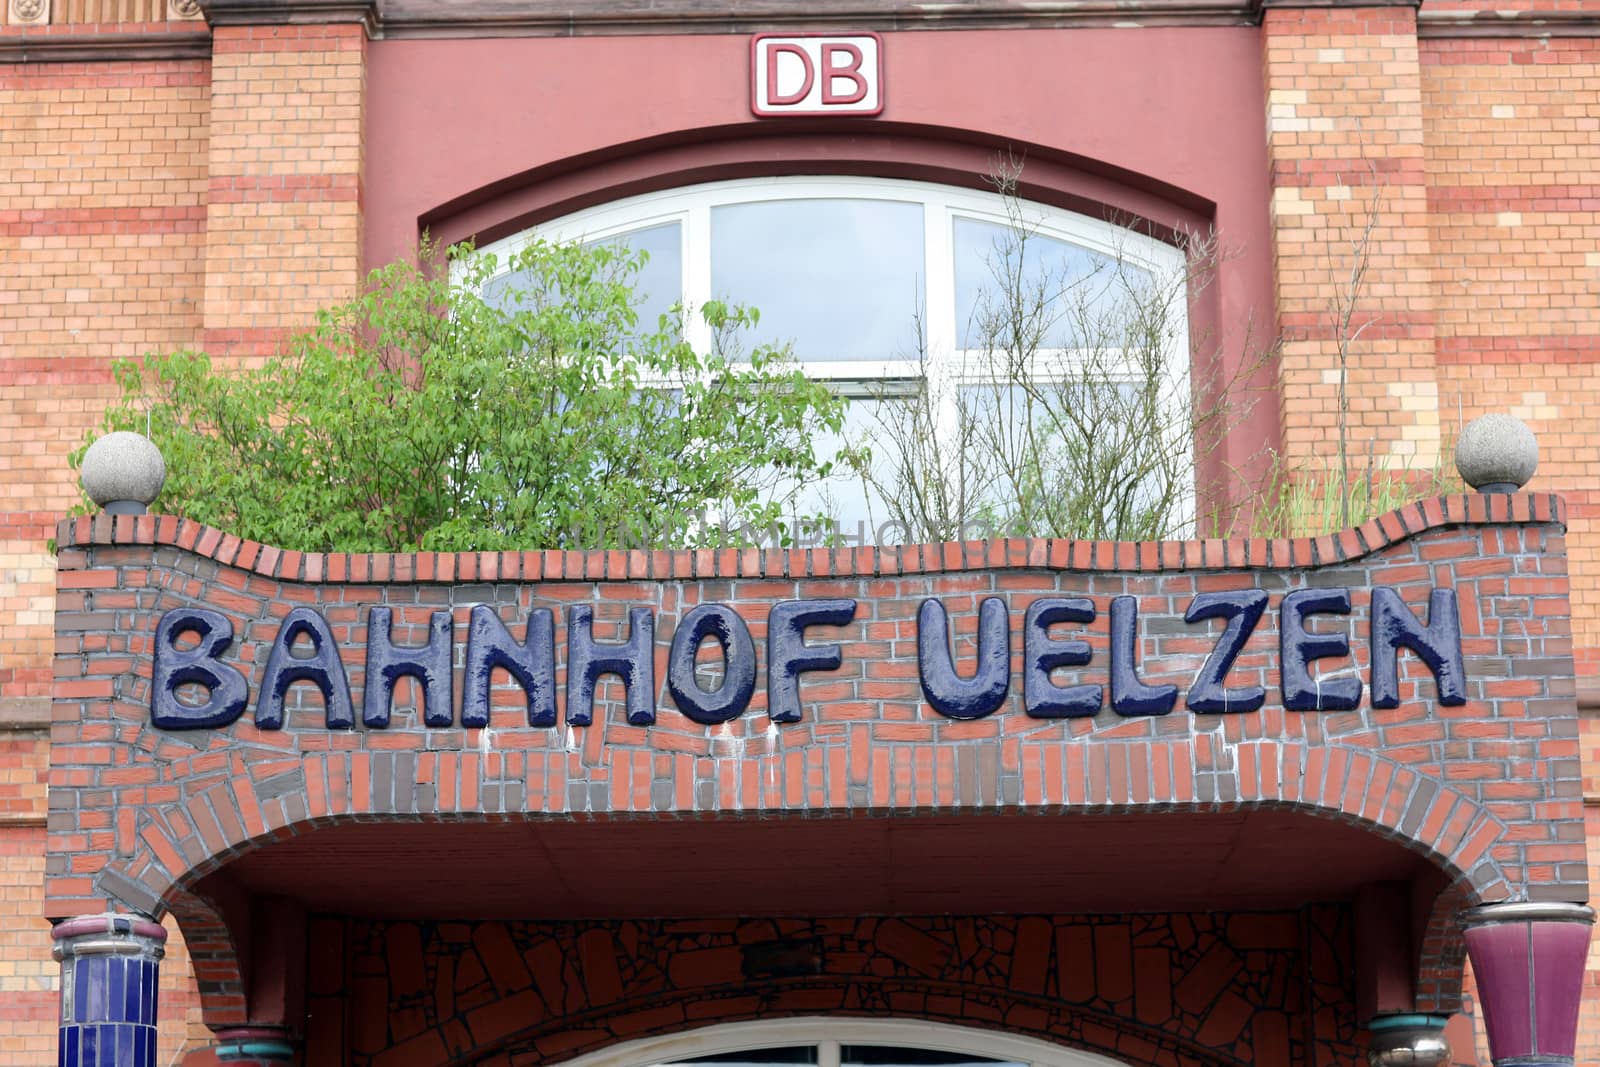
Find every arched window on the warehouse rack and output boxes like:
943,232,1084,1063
476,177,1193,542
557,1018,1132,1067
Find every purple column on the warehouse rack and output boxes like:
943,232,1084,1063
1461,901,1595,1067
52,914,167,1067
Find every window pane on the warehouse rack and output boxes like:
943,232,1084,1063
953,218,1153,351
671,1049,818,1066
483,222,682,331
955,379,1192,540
842,1049,1020,1067
605,222,682,331
771,391,910,543
711,199,923,362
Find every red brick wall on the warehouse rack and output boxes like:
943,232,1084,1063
43,494,1584,1051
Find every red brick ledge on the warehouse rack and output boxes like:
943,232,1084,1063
53,493,1564,585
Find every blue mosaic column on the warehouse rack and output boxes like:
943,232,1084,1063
52,914,166,1067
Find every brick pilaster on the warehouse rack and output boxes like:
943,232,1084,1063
1263,4,1443,481
202,22,366,364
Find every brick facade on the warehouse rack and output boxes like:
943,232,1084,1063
40,495,1585,1063
2,0,1600,1063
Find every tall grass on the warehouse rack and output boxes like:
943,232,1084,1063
1244,449,1463,539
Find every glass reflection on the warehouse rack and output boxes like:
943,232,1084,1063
953,218,1152,351
770,390,910,540
711,199,923,362
483,222,682,332
843,1049,1017,1067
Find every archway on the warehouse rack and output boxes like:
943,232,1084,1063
550,1018,1134,1067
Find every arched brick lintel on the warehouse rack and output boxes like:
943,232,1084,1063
416,121,1219,259
88,741,1509,1028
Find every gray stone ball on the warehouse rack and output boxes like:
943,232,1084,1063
1455,413,1538,492
81,431,166,509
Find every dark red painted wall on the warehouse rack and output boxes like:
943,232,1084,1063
363,29,1272,274
361,28,1277,507
362,27,1278,509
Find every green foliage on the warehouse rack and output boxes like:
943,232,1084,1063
74,240,846,552
845,201,1234,545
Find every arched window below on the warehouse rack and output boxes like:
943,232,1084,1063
475,177,1194,543
557,1018,1134,1067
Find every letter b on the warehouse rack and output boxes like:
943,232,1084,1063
151,608,250,729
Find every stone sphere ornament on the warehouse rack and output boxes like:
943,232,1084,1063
81,431,167,515
1454,412,1538,493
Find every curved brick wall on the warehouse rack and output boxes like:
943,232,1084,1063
46,493,1585,1032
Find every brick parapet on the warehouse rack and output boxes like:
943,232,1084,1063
44,495,1586,1022
46,492,1571,583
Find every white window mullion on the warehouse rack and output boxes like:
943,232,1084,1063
819,1040,842,1067
923,195,957,371
684,201,714,355
923,198,964,482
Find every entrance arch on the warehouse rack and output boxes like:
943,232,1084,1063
558,1019,1133,1067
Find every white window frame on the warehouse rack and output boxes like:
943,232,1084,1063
559,1017,1132,1067
474,176,1187,384
470,177,1195,535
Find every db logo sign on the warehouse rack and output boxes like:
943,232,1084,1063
751,33,884,117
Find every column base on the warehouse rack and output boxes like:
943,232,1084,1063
1367,1014,1452,1067
213,1028,296,1065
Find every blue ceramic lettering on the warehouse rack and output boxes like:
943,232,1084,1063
767,598,857,723
1183,589,1268,714
1109,595,1177,716
1370,586,1466,708
462,604,557,728
254,606,353,729
567,605,656,726
917,596,1011,720
150,608,250,730
1280,587,1362,711
363,605,454,728
1022,597,1101,718
667,603,757,725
